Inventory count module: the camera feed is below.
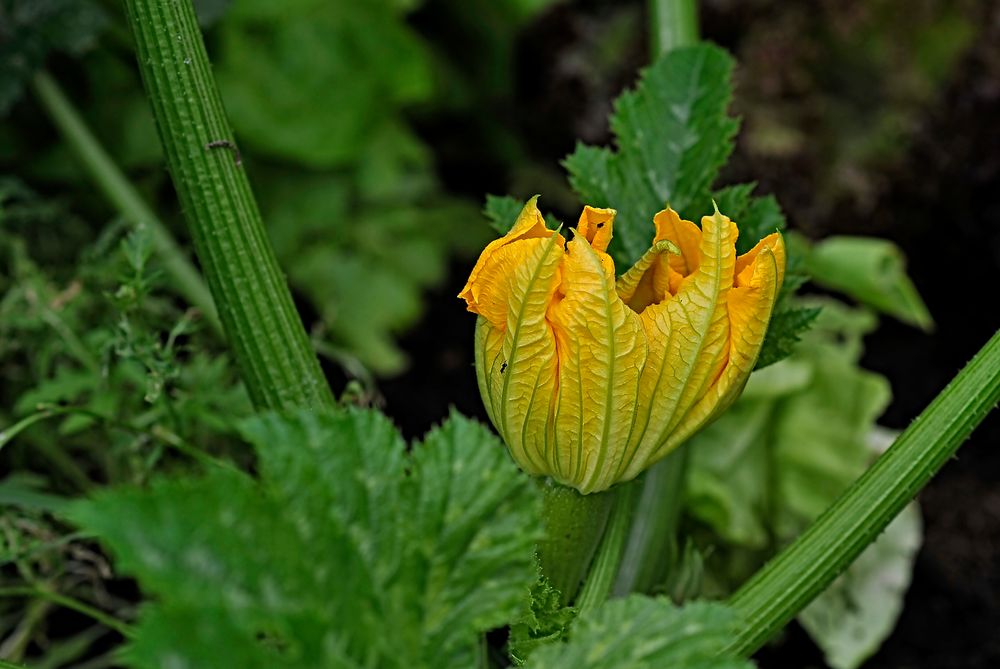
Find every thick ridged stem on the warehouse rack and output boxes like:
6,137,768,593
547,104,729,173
120,0,334,411
727,328,1000,655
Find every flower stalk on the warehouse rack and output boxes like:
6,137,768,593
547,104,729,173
537,483,615,604
121,0,334,411
575,481,639,612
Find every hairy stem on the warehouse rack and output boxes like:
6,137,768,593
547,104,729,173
727,328,1000,655
120,0,334,411
575,482,638,612
537,482,614,604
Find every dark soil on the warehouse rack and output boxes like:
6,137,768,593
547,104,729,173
390,1,1000,667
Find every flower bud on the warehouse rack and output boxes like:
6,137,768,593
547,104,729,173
460,198,784,493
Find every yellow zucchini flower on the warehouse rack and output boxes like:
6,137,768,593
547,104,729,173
460,198,785,494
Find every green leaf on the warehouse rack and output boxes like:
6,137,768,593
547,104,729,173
508,574,577,666
70,408,541,668
214,0,434,167
737,195,786,256
798,500,922,669
755,306,821,370
564,44,738,266
803,235,933,331
484,194,525,235
528,596,753,669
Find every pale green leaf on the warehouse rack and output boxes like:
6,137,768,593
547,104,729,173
803,235,933,331
686,300,893,581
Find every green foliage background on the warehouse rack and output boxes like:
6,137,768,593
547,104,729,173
0,0,959,667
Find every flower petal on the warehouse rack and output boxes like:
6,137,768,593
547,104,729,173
576,205,616,253
458,196,563,328
616,239,681,313
478,229,565,477
621,208,737,481
548,233,647,493
653,207,702,285
736,232,786,294
663,238,783,454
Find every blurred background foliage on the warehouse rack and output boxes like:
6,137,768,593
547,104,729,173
1,0,998,667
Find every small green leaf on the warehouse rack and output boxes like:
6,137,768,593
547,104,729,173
737,194,787,255
755,306,821,370
565,45,738,266
71,408,542,668
484,194,524,235
528,596,754,669
803,235,933,331
507,574,577,666
483,195,562,236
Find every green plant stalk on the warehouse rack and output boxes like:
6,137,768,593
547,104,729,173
120,0,334,411
539,0,704,607
537,482,615,604
727,327,1000,656
612,445,689,595
650,0,700,55
30,71,220,334
603,0,702,598
0,586,134,639
575,481,638,612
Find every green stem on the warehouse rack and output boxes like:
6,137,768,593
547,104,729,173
0,586,134,639
537,482,614,604
30,71,220,334
575,482,638,612
650,0,700,56
540,0,703,608
727,328,1000,656
612,445,689,595
608,0,702,598
120,0,334,411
